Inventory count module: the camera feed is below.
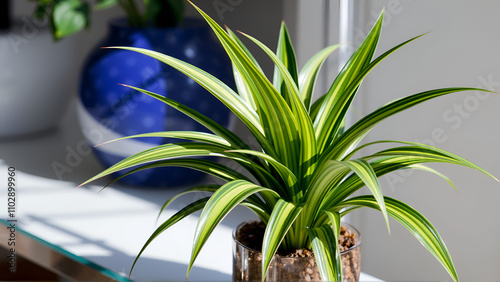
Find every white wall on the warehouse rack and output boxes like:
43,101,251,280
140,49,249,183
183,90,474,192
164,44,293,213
349,1,500,280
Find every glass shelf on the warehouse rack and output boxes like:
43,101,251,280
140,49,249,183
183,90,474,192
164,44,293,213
0,219,130,281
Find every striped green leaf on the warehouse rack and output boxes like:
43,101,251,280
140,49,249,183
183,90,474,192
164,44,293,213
96,131,231,147
241,31,317,187
301,161,351,237
226,149,298,199
343,159,390,232
79,142,231,187
109,48,261,131
240,201,271,224
314,9,384,153
310,34,423,130
189,180,279,276
77,4,498,282
226,27,263,72
261,199,303,279
130,197,209,277
155,185,219,221
321,152,468,213
361,140,498,181
407,164,457,192
325,211,341,239
191,2,302,174
226,27,259,111
155,184,267,224
109,159,250,186
97,160,240,192
338,196,458,282
119,84,252,150
299,45,340,110
315,31,428,160
325,210,342,278
81,141,282,193
273,22,299,106
115,56,279,160
305,158,390,233
328,88,493,161
307,210,342,281
305,224,341,282
310,94,326,121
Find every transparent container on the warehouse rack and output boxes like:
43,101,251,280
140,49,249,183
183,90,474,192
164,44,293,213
233,222,361,282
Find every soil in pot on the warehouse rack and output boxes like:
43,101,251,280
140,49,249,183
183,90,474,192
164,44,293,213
233,221,361,282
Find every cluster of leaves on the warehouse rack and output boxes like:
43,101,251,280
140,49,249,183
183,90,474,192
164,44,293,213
30,0,184,39
81,1,496,281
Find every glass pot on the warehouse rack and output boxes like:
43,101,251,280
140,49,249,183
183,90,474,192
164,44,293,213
233,221,361,282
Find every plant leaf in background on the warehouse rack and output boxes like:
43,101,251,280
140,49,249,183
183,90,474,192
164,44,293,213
52,0,89,39
31,0,185,40
78,1,498,281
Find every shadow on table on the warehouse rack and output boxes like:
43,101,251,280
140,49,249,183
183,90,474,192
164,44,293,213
20,214,231,281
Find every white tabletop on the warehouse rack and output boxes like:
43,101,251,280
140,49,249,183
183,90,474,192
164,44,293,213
0,100,381,281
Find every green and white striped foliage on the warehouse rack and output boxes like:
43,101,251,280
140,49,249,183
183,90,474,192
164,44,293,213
81,2,497,281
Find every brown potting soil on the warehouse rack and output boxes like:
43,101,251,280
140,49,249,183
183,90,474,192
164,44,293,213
234,221,360,281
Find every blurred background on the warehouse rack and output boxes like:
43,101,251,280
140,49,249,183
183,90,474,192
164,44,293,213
1,0,499,280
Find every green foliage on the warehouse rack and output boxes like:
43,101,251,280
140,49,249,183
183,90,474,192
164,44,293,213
81,2,497,281
30,0,185,40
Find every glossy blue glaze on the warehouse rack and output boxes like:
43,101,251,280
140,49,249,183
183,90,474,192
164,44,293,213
79,19,234,187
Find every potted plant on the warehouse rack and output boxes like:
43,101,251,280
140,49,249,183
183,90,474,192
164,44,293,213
81,2,496,281
30,0,185,39
32,0,235,186
0,0,76,138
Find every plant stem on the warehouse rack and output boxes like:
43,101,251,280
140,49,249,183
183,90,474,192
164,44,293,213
118,0,143,27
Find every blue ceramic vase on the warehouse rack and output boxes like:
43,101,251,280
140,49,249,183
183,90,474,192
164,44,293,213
78,19,234,187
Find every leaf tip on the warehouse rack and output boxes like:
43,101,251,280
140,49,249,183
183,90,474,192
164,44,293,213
187,0,201,12
76,179,92,188
185,265,193,281
102,46,122,50
493,175,500,183
94,142,106,148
